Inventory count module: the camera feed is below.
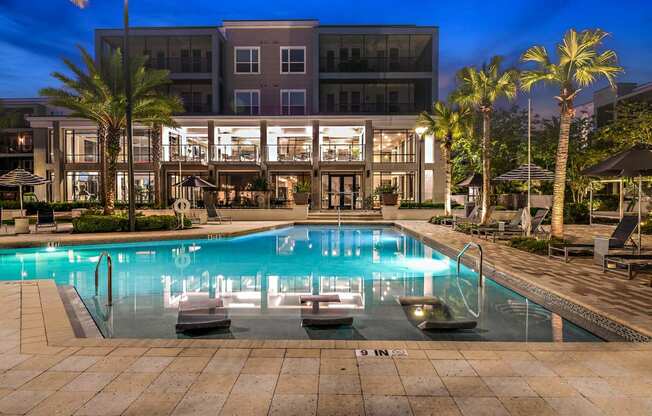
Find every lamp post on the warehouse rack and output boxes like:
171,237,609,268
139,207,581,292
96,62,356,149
415,126,428,204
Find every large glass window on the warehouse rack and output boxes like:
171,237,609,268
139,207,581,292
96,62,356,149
319,81,430,114
117,171,155,203
270,173,311,205
168,172,211,206
281,47,306,73
267,126,312,162
319,126,364,162
373,130,416,163
65,130,99,163
234,47,260,74
280,90,306,115
0,131,33,153
214,126,260,162
66,172,99,201
372,171,415,202
119,129,151,163
234,90,260,115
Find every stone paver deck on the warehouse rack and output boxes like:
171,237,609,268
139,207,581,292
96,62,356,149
0,280,649,416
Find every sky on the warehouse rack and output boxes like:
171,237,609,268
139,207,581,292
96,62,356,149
1,0,651,116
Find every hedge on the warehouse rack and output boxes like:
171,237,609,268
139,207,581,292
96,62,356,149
508,236,566,255
72,214,190,233
399,201,464,209
0,200,158,214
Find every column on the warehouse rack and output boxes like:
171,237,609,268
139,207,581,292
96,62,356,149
32,128,49,201
52,122,64,201
364,120,374,205
311,120,320,210
207,120,215,162
260,120,268,171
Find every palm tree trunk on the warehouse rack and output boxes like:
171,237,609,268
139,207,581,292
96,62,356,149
151,125,162,207
480,109,492,224
103,126,121,215
97,124,107,206
551,109,573,238
442,137,452,216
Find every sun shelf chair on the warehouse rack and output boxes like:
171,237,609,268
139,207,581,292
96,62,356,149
35,210,57,233
549,214,639,262
299,294,354,327
175,297,231,333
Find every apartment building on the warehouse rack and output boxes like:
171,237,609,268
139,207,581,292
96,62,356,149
26,19,444,210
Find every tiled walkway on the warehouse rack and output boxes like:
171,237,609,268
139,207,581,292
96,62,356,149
0,280,649,416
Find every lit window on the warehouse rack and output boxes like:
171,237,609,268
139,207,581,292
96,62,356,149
280,47,306,73
280,90,306,115
234,47,260,74
234,90,260,115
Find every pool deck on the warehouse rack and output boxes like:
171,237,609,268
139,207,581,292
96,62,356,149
0,221,651,415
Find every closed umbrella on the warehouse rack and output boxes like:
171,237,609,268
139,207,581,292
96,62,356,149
583,144,652,253
0,169,50,216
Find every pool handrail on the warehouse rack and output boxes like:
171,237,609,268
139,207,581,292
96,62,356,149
94,251,113,306
456,242,484,319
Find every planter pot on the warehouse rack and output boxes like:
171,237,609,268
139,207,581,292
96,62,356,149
294,192,309,205
14,217,30,234
382,193,398,206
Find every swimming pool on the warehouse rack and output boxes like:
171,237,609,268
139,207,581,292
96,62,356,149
0,225,600,341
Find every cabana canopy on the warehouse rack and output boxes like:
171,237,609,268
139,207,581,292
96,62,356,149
493,164,554,182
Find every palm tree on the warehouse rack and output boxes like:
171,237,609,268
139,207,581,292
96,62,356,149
521,29,622,238
40,46,182,214
417,102,472,215
453,56,519,224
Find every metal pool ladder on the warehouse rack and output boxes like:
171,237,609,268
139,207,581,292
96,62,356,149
94,252,113,306
457,242,483,287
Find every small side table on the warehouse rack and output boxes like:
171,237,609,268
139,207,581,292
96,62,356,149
593,236,610,266
14,217,30,234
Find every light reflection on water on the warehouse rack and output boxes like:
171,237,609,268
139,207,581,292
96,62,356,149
0,226,601,341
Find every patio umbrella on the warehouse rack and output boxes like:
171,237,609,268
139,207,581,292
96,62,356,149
0,169,49,216
582,144,652,252
173,175,217,208
456,173,483,188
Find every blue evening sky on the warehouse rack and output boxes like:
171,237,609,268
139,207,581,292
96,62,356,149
1,0,651,115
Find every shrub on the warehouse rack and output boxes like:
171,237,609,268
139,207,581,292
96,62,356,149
135,215,177,231
73,214,190,233
374,183,398,195
508,236,565,255
564,202,590,224
400,201,444,209
292,180,311,193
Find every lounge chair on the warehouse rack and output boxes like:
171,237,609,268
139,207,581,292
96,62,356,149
485,208,549,241
175,297,231,333
603,254,652,284
300,294,353,327
206,202,232,224
432,204,476,226
470,208,523,239
453,206,494,231
549,214,639,262
397,296,477,331
35,210,57,233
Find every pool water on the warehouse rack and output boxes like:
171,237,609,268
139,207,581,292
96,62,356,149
0,226,600,341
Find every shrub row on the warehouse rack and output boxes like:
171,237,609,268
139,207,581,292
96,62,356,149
507,236,565,255
0,200,158,214
399,201,464,209
72,214,190,233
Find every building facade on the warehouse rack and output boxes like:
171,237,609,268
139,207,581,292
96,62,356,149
26,19,444,209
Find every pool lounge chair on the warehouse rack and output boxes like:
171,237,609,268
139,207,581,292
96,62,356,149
35,210,57,233
397,296,477,331
549,214,639,262
300,294,353,327
603,254,652,285
470,208,523,240
453,206,494,232
485,208,549,241
206,202,232,224
175,297,231,333
432,205,477,226
451,206,483,229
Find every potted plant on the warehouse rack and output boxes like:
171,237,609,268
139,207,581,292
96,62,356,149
375,183,399,206
246,175,271,208
292,180,311,205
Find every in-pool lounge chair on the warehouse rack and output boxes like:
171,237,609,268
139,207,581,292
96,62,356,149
603,254,652,285
397,296,477,331
175,297,231,333
206,202,232,224
35,210,57,233
300,294,353,327
470,208,523,240
549,214,639,262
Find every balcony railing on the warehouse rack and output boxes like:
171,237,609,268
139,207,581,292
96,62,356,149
212,144,259,163
320,144,364,162
147,56,212,73
118,152,152,163
0,143,33,153
267,144,312,162
319,57,431,73
319,102,422,115
180,102,213,114
163,144,208,163
373,153,416,163
65,154,99,163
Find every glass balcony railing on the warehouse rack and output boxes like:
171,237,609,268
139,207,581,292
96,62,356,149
373,153,416,163
319,102,422,115
319,57,431,73
147,56,212,73
212,144,259,163
267,144,312,162
163,144,208,163
320,144,364,162
65,154,99,163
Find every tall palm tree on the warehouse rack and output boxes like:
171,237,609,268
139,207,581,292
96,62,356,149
521,29,622,238
40,46,182,214
417,102,472,215
453,56,519,224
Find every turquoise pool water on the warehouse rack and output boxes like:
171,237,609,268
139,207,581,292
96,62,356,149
0,225,600,341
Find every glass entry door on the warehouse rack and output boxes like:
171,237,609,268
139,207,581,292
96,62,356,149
328,174,356,210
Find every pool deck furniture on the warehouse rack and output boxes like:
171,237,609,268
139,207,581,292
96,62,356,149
176,297,231,333
35,210,57,233
603,253,652,285
451,205,483,230
470,208,524,240
397,296,478,331
206,202,233,224
300,294,354,326
483,208,549,241
549,214,639,263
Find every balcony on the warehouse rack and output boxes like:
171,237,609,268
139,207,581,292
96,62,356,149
267,144,312,163
212,144,259,163
319,57,431,73
180,102,213,115
373,153,416,163
320,144,364,162
319,102,422,115
118,152,152,164
65,154,99,164
163,144,208,163
147,56,212,73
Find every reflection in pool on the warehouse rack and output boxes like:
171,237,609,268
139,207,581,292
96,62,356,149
0,226,600,341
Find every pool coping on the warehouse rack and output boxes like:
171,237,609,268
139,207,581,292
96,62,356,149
5,220,650,343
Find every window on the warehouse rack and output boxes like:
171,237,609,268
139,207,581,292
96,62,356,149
66,172,99,201
234,90,260,115
234,47,260,74
117,172,155,203
280,47,306,73
64,129,99,163
280,90,306,115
